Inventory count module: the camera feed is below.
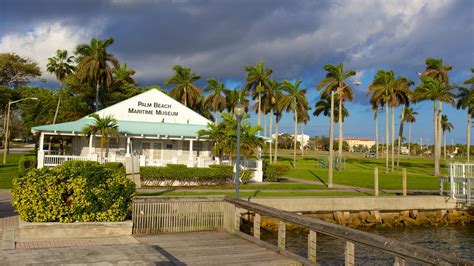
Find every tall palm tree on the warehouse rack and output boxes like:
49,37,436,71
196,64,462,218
273,84,284,163
82,114,119,162
317,63,356,163
421,58,452,164
413,77,455,176
403,107,418,156
280,80,308,168
371,104,380,159
313,95,349,125
457,73,474,162
204,78,227,124
441,114,454,160
261,80,279,163
75,37,119,111
46,49,75,155
394,77,413,169
244,60,273,136
224,89,249,115
368,70,395,174
164,65,201,108
298,104,310,157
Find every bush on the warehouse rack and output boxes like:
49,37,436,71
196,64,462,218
18,155,36,175
263,164,290,182
103,162,125,173
141,165,234,186
12,161,135,223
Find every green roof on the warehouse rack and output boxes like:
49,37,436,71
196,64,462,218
31,118,209,138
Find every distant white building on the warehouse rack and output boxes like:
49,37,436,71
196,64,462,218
338,138,375,152
271,133,310,148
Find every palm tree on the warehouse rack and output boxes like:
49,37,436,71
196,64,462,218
313,95,349,126
224,89,249,115
244,60,273,137
273,84,284,163
75,37,119,111
280,80,308,168
441,114,454,160
46,49,75,155
260,80,279,163
368,70,395,174
298,103,310,157
317,63,356,163
394,77,413,169
457,73,474,162
371,104,380,159
112,63,136,87
403,107,418,156
82,114,119,162
204,78,227,124
164,65,201,108
413,77,455,176
194,96,214,122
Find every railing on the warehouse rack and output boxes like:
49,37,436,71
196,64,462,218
449,162,474,178
439,163,474,205
43,155,91,166
131,196,472,265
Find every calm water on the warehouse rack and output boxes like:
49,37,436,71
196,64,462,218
258,224,474,265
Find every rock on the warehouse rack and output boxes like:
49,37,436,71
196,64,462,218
333,211,345,225
409,210,418,219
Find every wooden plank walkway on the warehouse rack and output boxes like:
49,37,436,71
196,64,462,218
137,231,300,266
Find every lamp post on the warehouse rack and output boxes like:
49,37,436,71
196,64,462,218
2,97,38,164
234,101,245,198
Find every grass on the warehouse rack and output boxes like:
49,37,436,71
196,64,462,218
137,191,391,197
274,154,447,190
0,152,27,189
154,183,329,190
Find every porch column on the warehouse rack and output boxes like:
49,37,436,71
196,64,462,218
88,134,94,155
37,132,45,168
126,137,131,156
188,139,194,167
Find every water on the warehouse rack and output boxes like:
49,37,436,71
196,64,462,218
258,224,474,265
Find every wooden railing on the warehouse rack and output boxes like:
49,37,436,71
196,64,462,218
131,196,472,265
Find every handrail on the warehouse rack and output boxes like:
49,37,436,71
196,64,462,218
224,196,471,265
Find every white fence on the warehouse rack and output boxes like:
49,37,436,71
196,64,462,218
440,163,474,205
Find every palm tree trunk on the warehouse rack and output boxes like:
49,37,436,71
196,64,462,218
301,124,304,157
274,116,279,163
257,92,261,160
438,102,443,160
293,104,298,168
397,106,405,169
48,83,62,155
385,104,389,174
95,81,100,111
264,113,267,138
444,130,447,161
467,111,471,163
408,123,412,157
375,109,379,159
100,137,105,163
328,91,335,187
269,108,273,163
391,105,395,173
338,94,343,161
434,101,440,176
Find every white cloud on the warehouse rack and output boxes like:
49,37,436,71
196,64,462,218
0,21,103,81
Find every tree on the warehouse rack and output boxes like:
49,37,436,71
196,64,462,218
112,63,136,87
372,105,380,159
0,53,41,87
457,70,474,162
82,114,119,162
298,105,310,157
313,95,349,122
280,79,308,168
244,60,273,138
441,114,454,160
317,63,356,163
273,82,284,163
394,77,413,168
413,77,455,176
261,80,279,162
204,78,227,124
47,49,76,154
194,96,214,122
164,65,201,108
403,107,418,156
75,37,119,111
224,89,249,114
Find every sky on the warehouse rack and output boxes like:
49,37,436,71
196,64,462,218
1,0,473,144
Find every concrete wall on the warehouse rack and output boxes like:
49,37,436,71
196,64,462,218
250,196,460,213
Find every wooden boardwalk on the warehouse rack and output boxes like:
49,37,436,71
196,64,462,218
137,231,299,266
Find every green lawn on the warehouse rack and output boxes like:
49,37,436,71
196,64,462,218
0,153,27,189
158,183,329,190
137,191,390,197
275,156,446,190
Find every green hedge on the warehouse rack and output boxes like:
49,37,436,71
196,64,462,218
141,165,235,185
18,154,36,175
263,164,290,182
12,161,135,223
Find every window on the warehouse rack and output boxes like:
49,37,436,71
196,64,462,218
166,144,173,149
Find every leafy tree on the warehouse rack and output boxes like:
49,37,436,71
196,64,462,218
164,65,201,108
456,74,474,162
112,63,136,87
224,88,249,114
317,63,356,163
244,60,272,137
403,107,418,156
280,79,308,167
204,78,227,124
441,114,454,160
0,53,41,87
413,77,455,176
75,37,119,111
82,114,119,162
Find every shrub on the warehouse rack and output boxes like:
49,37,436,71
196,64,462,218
103,162,125,173
141,165,234,186
263,164,290,182
18,155,36,175
240,170,253,185
12,161,135,223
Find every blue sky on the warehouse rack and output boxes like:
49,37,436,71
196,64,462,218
1,0,473,144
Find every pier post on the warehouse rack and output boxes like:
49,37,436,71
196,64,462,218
345,241,355,266
402,168,407,196
234,208,241,233
394,257,406,266
253,213,260,239
308,230,317,262
278,221,286,250
374,167,379,196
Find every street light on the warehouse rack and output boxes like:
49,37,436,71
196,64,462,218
2,97,38,164
233,101,245,198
